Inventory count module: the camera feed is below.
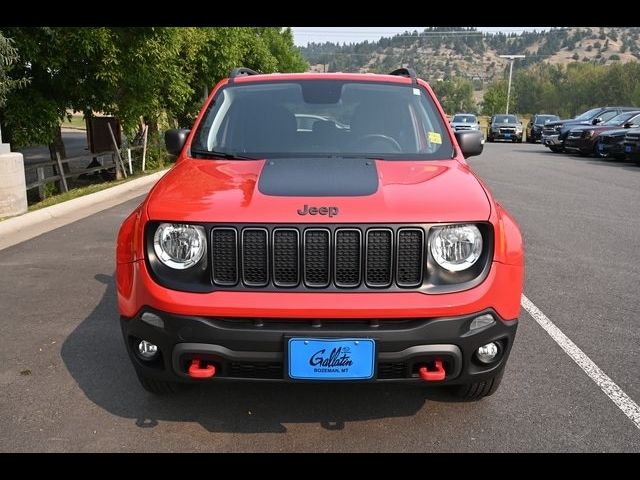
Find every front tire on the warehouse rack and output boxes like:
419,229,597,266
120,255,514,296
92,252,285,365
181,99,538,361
445,369,504,401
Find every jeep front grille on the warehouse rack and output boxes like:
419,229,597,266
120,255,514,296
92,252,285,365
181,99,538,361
211,228,238,285
210,225,428,290
272,229,299,287
334,229,361,287
241,228,269,286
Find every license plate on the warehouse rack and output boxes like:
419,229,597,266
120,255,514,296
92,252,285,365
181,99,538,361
504,133,511,139
287,338,375,380
626,145,632,153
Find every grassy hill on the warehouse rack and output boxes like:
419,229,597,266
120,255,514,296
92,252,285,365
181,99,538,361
299,27,640,88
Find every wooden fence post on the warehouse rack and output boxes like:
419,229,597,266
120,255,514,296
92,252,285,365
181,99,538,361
142,125,148,172
36,166,46,200
55,152,69,193
127,148,133,175
107,123,127,179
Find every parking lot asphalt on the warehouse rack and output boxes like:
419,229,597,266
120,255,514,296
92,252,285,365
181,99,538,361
1,143,639,452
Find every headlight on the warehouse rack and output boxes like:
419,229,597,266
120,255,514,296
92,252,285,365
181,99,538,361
516,127,523,133
153,223,206,269
430,224,483,272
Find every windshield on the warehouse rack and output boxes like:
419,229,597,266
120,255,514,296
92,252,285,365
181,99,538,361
452,114,476,123
493,115,517,124
191,80,454,160
535,115,559,125
603,111,640,126
574,108,602,121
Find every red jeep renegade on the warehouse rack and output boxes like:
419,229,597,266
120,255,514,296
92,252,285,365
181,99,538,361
116,67,524,400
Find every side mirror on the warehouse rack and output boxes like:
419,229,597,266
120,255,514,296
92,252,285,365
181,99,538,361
165,129,191,156
455,130,483,159
592,117,602,125
624,122,633,129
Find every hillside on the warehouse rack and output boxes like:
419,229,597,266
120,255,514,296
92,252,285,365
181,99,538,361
299,27,640,87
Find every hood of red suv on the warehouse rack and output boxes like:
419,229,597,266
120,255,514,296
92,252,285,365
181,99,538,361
145,157,491,223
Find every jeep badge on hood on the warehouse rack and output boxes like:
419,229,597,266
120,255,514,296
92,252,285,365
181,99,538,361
297,205,339,217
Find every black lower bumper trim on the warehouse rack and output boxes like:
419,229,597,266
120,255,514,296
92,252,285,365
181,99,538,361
121,308,517,384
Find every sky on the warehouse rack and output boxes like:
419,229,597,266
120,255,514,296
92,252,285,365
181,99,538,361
292,27,551,46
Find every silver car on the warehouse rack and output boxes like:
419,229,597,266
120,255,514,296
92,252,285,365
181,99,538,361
450,113,484,144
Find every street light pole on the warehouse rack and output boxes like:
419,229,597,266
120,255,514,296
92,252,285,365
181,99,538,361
499,55,525,115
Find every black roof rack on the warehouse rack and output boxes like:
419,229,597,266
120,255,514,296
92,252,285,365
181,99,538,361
229,67,261,83
389,67,417,84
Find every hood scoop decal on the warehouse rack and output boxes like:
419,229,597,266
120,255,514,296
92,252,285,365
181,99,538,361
258,157,379,197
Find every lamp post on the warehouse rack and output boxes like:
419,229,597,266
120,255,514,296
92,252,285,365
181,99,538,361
499,54,525,115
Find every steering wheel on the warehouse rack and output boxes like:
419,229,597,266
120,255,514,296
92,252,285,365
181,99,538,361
353,134,402,153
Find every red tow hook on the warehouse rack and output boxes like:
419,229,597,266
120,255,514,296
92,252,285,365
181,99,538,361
188,359,216,379
419,360,446,382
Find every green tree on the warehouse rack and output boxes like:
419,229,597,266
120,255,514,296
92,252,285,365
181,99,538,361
482,80,512,115
0,27,308,148
0,33,28,109
0,27,120,150
431,77,476,114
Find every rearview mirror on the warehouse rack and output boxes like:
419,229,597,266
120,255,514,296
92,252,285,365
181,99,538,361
165,129,191,156
455,130,483,159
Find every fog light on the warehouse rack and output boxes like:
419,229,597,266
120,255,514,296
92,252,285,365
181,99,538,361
138,340,158,359
476,342,499,364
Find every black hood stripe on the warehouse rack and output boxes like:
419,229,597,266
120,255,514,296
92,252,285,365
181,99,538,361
258,157,379,197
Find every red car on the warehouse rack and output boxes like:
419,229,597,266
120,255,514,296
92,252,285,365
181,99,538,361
116,68,524,400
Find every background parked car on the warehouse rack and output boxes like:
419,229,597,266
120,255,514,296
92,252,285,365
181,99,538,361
487,114,523,143
541,106,637,153
450,113,481,132
623,129,640,165
564,111,640,156
450,113,484,144
526,114,559,143
596,126,640,160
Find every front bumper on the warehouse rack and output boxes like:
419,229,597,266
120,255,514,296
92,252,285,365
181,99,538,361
597,140,625,158
121,308,517,384
542,134,562,147
564,137,595,154
490,131,522,141
624,142,640,161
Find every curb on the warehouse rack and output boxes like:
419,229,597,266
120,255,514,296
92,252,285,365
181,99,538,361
0,169,168,251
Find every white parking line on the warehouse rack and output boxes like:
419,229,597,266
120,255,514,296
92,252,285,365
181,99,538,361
521,294,640,430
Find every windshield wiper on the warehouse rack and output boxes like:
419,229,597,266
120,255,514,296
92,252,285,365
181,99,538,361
190,149,259,160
